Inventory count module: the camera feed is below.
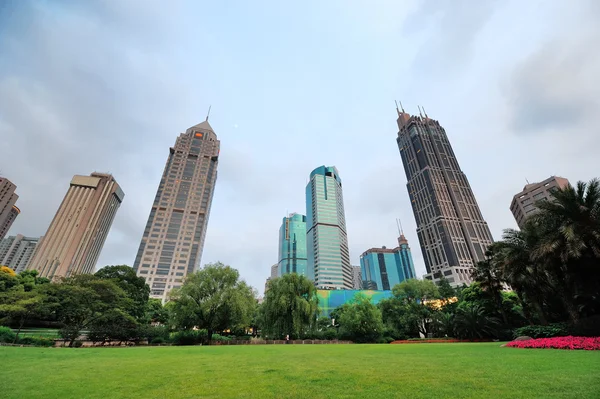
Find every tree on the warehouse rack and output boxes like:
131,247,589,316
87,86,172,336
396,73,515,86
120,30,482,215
454,303,499,340
95,265,150,321
437,276,456,304
0,289,45,342
386,279,441,338
261,273,319,339
531,179,600,323
0,266,18,292
337,293,384,343
44,275,130,347
170,262,256,345
471,245,508,324
145,298,169,324
16,270,50,292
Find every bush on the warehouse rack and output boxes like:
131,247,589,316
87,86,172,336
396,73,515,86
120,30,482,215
322,329,338,340
170,330,207,346
141,325,170,343
0,326,16,343
72,340,83,348
32,337,55,347
211,334,230,342
150,337,166,345
17,337,36,345
514,323,568,339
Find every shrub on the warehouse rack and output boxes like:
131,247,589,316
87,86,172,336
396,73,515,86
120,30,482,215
0,326,16,343
212,334,230,342
141,325,170,343
514,323,568,339
151,337,166,345
322,329,338,340
506,336,600,350
72,340,83,348
17,337,36,345
170,330,207,345
32,337,55,347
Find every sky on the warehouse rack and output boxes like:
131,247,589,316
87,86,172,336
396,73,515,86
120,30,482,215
1,0,598,294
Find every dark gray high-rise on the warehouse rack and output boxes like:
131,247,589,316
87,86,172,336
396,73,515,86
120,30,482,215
395,106,493,286
133,120,220,301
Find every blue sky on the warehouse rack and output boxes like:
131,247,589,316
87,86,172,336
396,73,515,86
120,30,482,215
1,0,598,294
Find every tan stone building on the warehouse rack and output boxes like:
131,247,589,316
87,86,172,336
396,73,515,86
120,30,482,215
133,120,220,301
28,173,124,279
0,177,19,240
510,176,570,228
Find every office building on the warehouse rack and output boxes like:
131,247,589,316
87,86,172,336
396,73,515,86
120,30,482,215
306,166,353,289
0,234,40,273
510,176,570,228
360,232,416,290
133,120,220,301
395,106,493,286
270,264,279,279
277,213,308,277
352,265,362,290
28,173,124,279
0,178,19,240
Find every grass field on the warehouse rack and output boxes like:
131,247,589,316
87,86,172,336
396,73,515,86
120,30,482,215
2,343,599,399
13,328,60,338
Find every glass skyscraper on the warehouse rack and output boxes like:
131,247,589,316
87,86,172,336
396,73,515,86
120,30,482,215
395,106,493,286
306,166,353,289
360,233,416,290
133,120,219,301
278,213,308,277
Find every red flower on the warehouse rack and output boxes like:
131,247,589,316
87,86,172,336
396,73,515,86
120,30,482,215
506,336,600,350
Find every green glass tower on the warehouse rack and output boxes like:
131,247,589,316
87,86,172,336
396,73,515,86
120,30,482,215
306,166,353,289
278,213,308,277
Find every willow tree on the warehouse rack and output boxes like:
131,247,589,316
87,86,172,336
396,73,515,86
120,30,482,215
261,273,319,339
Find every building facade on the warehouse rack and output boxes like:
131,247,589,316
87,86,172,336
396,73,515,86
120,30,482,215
395,107,494,286
28,173,124,279
306,166,353,290
133,120,220,301
360,233,416,290
0,234,40,273
270,264,279,279
352,265,362,289
510,176,569,228
277,213,308,277
0,178,19,240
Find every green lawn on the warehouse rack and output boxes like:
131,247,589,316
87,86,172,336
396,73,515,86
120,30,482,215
2,343,599,399
13,328,60,338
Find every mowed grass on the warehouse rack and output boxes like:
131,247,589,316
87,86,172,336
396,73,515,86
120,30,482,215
2,343,599,399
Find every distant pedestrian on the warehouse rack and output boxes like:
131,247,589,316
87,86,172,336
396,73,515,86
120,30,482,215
286,334,290,344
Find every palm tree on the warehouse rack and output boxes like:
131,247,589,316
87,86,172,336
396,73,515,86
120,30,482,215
454,303,499,340
498,226,550,325
531,179,600,323
471,245,507,324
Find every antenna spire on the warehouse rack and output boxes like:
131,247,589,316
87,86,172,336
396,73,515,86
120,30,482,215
399,101,405,113
417,105,424,118
422,106,429,118
395,100,400,116
206,105,212,121
396,218,404,236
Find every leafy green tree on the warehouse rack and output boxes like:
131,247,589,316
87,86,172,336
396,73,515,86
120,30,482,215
170,262,256,345
44,275,130,347
88,308,139,345
95,265,150,321
433,311,455,338
0,266,18,292
261,273,319,339
16,270,50,292
145,298,169,324
0,289,46,342
437,276,456,304
337,293,384,343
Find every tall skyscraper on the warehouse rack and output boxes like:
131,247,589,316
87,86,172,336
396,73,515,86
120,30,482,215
133,120,220,301
277,213,308,277
510,176,569,228
0,177,19,240
28,173,124,279
360,232,417,290
395,106,493,286
0,234,41,273
306,166,353,290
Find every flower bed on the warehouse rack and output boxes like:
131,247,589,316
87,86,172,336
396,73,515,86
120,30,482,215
506,336,600,350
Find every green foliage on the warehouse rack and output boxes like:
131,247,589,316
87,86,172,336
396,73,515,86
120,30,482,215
0,325,16,342
45,275,131,346
170,330,207,346
139,325,170,343
261,273,319,339
88,309,139,344
170,262,256,344
145,298,169,324
16,336,55,347
514,323,568,339
0,288,46,342
454,303,499,340
0,266,19,292
95,265,150,321
336,293,384,343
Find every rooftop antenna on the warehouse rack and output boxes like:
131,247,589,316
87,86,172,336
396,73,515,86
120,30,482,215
422,106,429,118
395,100,400,116
396,218,404,236
206,105,212,121
417,105,424,118
526,178,530,184
399,101,405,113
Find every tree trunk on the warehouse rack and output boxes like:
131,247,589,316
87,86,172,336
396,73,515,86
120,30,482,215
206,329,213,346
530,298,548,325
13,318,25,344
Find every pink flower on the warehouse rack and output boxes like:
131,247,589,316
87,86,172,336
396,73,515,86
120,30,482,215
506,336,600,350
